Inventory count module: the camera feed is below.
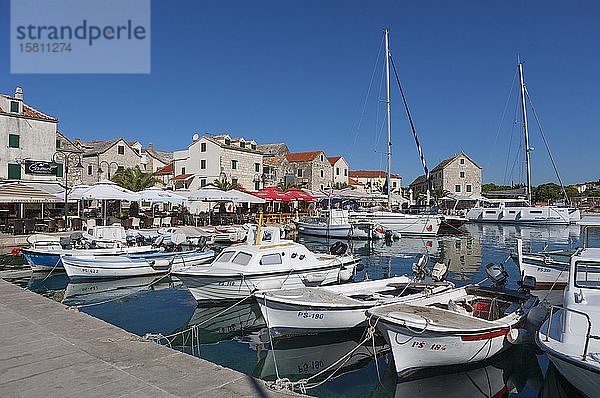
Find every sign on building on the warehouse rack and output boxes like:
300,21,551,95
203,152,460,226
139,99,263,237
24,160,58,175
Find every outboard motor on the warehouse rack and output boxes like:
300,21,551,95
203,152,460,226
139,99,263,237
485,263,509,288
519,275,536,292
330,241,348,256
431,262,449,282
412,253,429,280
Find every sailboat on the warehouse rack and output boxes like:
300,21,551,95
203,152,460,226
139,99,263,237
466,62,580,225
348,29,442,236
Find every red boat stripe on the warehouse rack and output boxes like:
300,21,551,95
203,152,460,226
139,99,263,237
460,328,509,341
492,386,509,398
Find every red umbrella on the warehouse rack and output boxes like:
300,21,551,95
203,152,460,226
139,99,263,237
285,187,316,202
253,186,291,202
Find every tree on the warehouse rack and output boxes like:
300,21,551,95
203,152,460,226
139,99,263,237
333,182,350,190
212,178,238,191
111,166,160,192
533,183,562,203
565,186,579,199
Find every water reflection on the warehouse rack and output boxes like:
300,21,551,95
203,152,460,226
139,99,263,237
539,363,586,398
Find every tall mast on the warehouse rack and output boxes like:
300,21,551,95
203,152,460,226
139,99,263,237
385,29,392,208
518,61,533,205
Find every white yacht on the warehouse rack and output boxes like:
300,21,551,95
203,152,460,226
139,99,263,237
349,210,441,236
467,62,580,225
173,227,360,302
537,247,600,398
295,209,382,239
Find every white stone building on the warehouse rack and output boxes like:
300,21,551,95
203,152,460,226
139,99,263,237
409,152,482,196
285,151,333,191
172,134,264,191
0,87,61,182
328,156,349,187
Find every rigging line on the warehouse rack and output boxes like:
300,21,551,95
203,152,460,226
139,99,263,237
348,35,385,165
490,69,518,183
525,88,569,203
388,54,434,199
503,92,520,186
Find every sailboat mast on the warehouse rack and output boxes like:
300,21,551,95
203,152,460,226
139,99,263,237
518,61,533,205
385,29,392,208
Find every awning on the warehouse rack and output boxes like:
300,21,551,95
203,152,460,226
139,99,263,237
70,180,141,201
138,187,187,203
187,186,241,202
229,189,266,204
0,182,63,203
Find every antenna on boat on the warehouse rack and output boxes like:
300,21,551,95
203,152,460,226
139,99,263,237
384,28,392,209
518,56,533,205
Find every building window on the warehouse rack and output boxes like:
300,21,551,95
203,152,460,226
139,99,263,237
336,167,340,176
10,101,19,113
251,143,256,150
56,139,61,149
240,141,245,148
117,166,124,173
455,184,461,193
344,169,347,176
8,164,21,179
320,169,324,178
320,184,324,190
460,158,465,165
117,145,124,155
255,163,260,172
320,154,324,162
254,180,260,190
232,178,238,185
466,184,472,193
393,181,397,187
201,142,207,152
201,178,207,187
297,168,303,177
56,163,63,177
181,167,186,174
224,138,231,145
88,165,93,175
200,159,206,169
460,171,465,178
231,160,237,169
8,134,19,148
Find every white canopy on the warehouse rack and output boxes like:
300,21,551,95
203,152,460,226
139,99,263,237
70,180,141,201
138,187,187,204
187,186,241,202
229,189,266,204
0,182,63,203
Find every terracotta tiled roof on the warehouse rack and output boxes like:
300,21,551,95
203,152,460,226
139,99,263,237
1,94,57,122
264,155,287,167
172,173,193,180
349,170,400,179
286,151,322,163
155,162,174,175
127,141,139,147
327,156,341,165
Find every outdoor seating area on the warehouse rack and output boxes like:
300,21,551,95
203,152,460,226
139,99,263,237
0,181,320,235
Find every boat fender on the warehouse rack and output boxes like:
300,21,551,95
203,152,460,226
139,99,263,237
254,279,284,291
330,241,348,256
338,267,354,282
507,328,531,344
11,247,21,256
303,273,327,284
152,259,171,268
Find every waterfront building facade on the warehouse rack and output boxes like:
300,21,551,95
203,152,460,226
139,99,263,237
172,134,264,191
76,138,143,184
0,87,60,183
328,156,349,187
348,170,402,194
409,152,481,196
285,151,333,191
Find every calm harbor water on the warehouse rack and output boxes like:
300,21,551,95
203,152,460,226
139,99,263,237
3,223,599,397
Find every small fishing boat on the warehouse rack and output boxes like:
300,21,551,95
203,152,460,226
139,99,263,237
173,226,361,302
513,217,600,290
367,263,538,377
255,255,453,336
62,248,214,279
537,247,600,398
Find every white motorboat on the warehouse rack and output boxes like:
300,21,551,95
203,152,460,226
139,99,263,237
295,209,382,240
513,218,600,290
255,256,453,336
466,62,580,225
173,227,361,302
368,263,538,377
536,247,600,398
349,211,441,236
61,249,213,279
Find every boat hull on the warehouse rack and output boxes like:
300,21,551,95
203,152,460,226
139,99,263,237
466,206,579,225
62,256,171,279
176,259,360,302
349,211,441,236
296,223,370,239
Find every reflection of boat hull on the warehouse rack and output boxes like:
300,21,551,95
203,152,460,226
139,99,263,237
514,239,571,289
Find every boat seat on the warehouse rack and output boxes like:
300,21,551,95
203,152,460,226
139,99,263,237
379,303,497,330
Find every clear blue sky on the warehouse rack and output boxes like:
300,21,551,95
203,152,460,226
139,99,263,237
2,0,599,185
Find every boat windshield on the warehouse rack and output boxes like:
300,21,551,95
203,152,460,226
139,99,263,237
574,261,600,289
215,251,236,263
232,252,252,265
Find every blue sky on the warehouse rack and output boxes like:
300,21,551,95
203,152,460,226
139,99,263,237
2,0,599,185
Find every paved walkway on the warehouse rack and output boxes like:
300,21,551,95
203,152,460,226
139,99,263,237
0,278,302,397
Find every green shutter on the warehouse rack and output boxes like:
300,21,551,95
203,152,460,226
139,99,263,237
56,139,61,148
8,134,19,148
7,164,21,180
56,163,64,177
10,101,19,113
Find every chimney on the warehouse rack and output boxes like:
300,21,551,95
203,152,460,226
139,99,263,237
15,87,23,101
148,143,154,151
